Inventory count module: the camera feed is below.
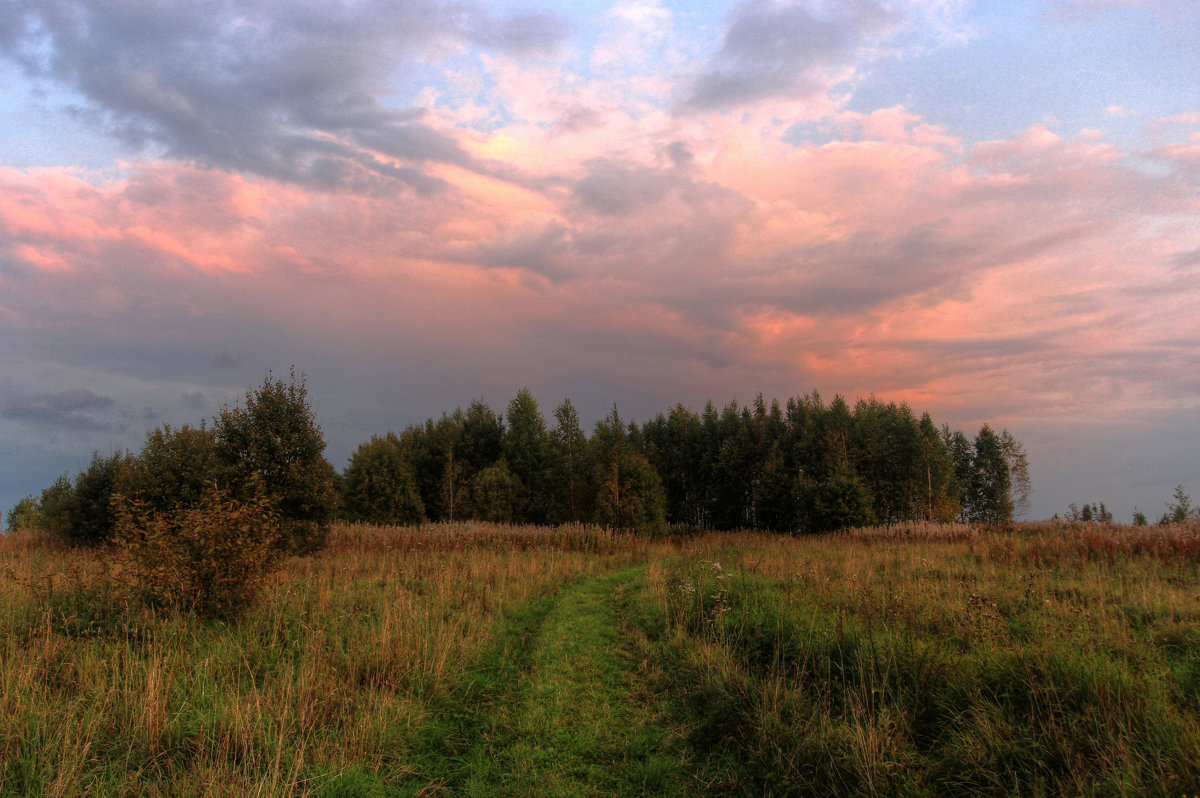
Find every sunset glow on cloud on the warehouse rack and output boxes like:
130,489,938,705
1,0,1198,519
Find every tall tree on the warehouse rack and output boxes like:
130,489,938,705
945,426,974,522
548,398,589,524
594,447,667,534
999,428,1032,519
342,433,424,525
504,388,550,523
968,424,1013,524
214,369,337,553
917,413,957,522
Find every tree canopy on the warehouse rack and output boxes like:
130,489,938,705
344,389,1026,533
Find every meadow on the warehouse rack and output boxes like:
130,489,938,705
2,520,1199,796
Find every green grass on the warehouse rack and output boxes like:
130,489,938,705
3,520,1200,796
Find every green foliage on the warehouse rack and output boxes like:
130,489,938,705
365,391,1023,534
958,424,1013,525
809,458,876,532
25,453,128,546
38,474,76,540
214,368,337,553
65,450,129,546
112,482,282,618
116,424,223,515
1000,428,1032,518
342,433,425,525
468,459,522,524
5,495,42,533
594,449,667,534
503,388,551,523
1165,485,1195,524
548,399,589,524
755,442,797,531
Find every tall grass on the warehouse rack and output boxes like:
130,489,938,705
0,522,645,795
624,521,1200,795
4,520,1199,795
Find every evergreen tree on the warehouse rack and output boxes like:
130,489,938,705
460,398,504,477
917,413,957,522
852,398,921,526
811,458,876,532
643,404,708,528
756,441,797,531
503,388,550,523
548,398,589,524
945,427,974,521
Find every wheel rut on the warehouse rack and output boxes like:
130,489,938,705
398,565,685,797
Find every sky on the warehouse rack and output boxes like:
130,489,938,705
1,0,1197,523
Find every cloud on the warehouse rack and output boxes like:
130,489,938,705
1,2,1198,522
684,0,896,110
0,378,116,430
0,0,568,191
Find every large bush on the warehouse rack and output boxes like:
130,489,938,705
468,459,523,524
112,482,282,619
115,424,224,515
214,369,337,553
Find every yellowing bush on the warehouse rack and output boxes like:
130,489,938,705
113,484,282,619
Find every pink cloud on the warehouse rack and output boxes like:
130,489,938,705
1,99,1198,440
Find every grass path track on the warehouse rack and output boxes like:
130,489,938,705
360,565,689,797
456,565,683,796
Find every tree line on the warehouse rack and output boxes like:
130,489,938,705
338,389,1029,534
5,381,1029,547
1061,485,1199,527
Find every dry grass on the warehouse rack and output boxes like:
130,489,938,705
627,521,1200,795
4,520,1199,795
0,521,649,795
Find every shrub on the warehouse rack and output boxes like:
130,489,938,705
5,495,42,533
112,482,282,619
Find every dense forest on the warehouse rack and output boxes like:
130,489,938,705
339,389,1029,534
5,378,1029,543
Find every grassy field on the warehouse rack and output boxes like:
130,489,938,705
2,520,1199,796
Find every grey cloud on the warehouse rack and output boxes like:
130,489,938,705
685,0,895,110
0,379,117,430
554,105,605,135
1172,248,1200,271
473,222,577,283
0,0,568,191
574,159,683,216
180,391,209,412
465,12,571,55
710,223,985,319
